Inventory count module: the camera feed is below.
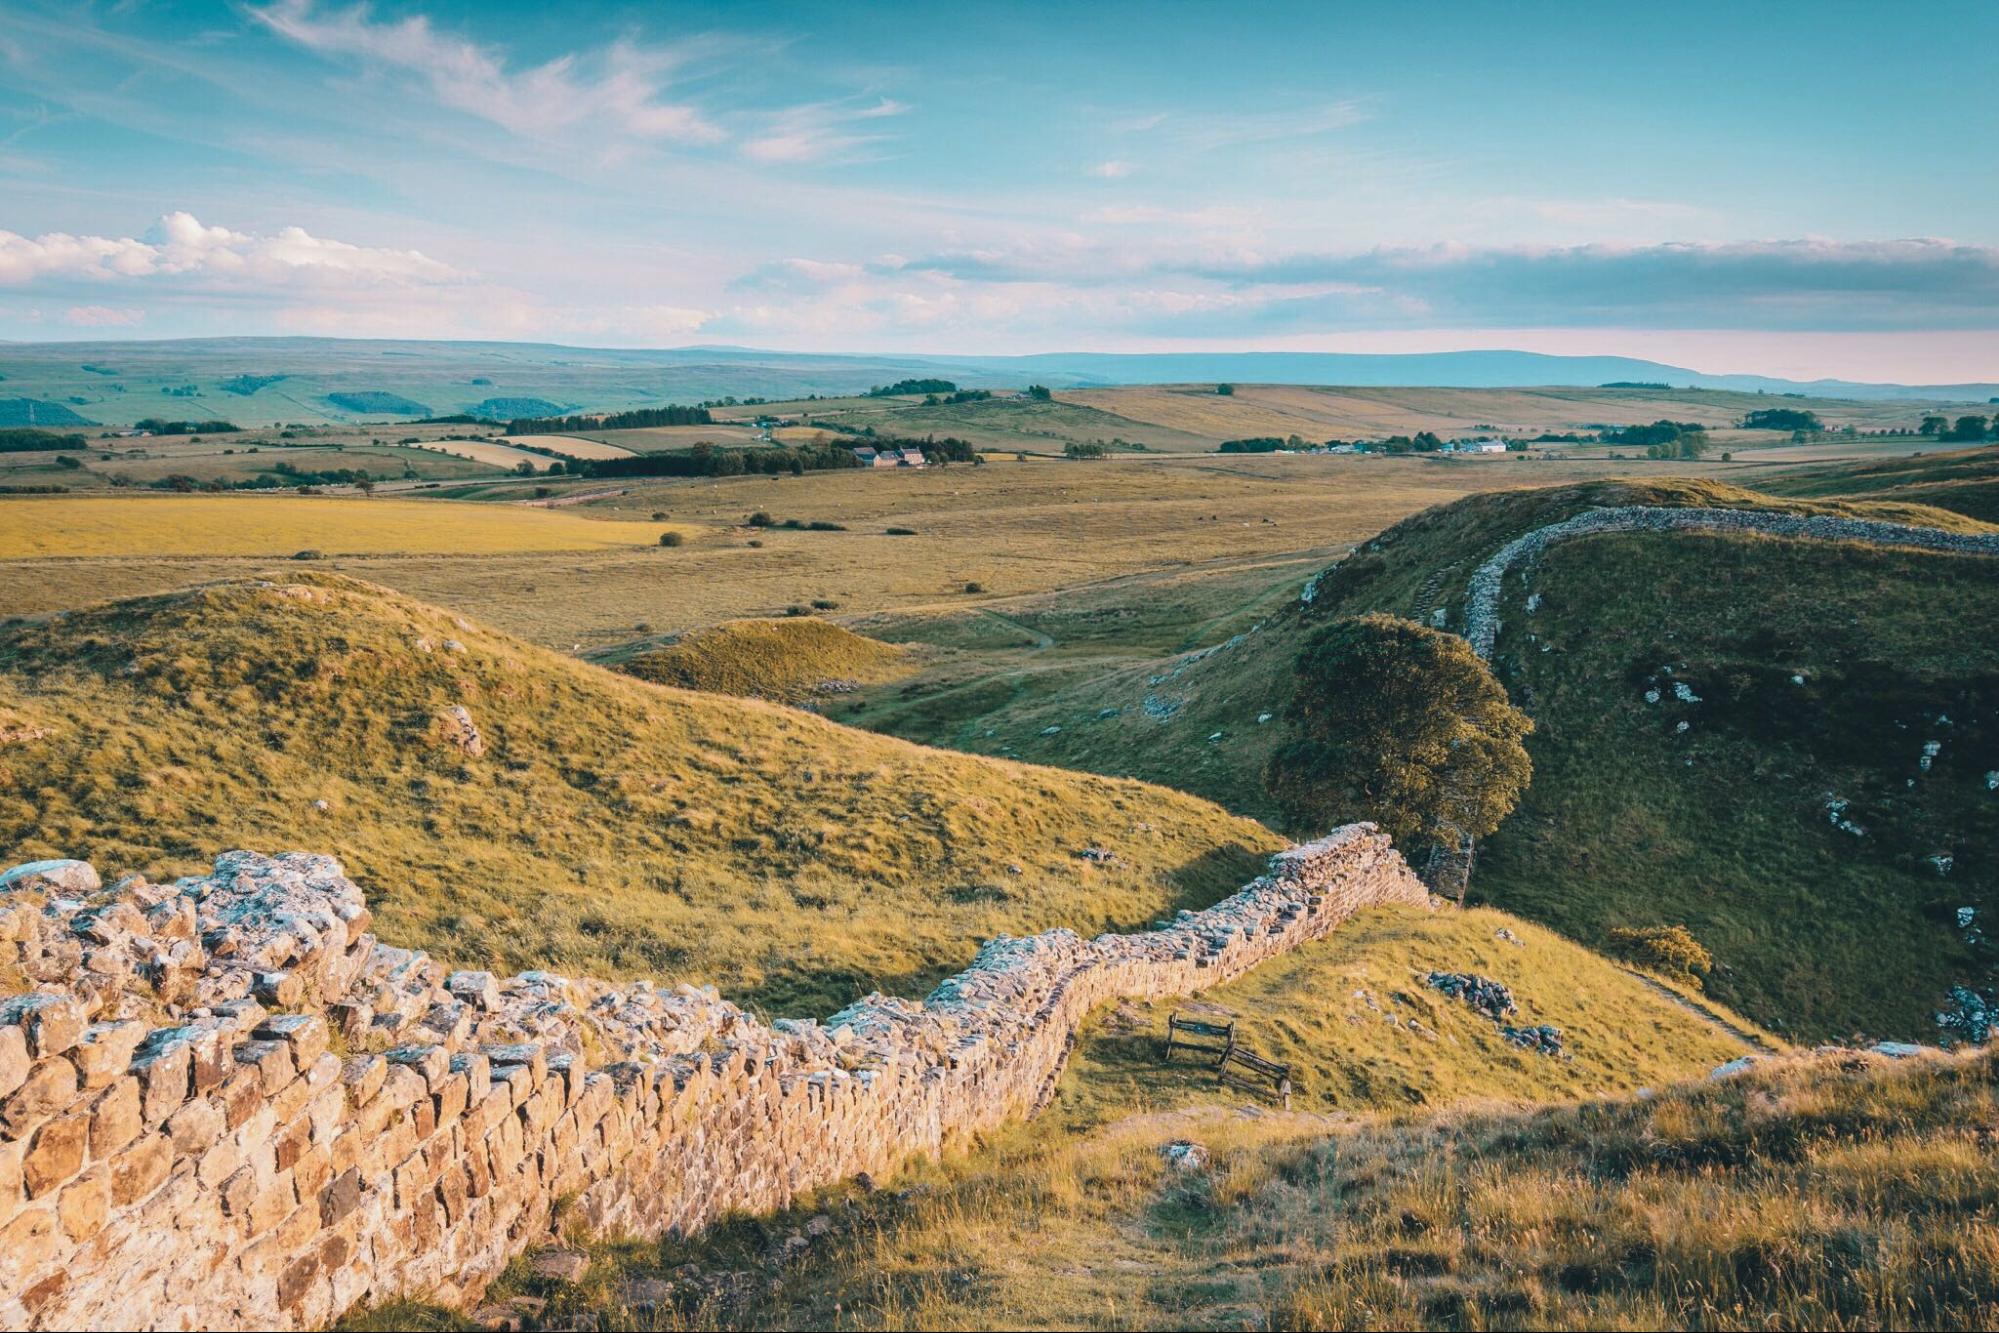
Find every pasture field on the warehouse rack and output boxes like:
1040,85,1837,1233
545,423,761,451
405,438,563,469
0,494,669,558
1063,382,1941,445
501,433,638,459
0,437,505,488
1,450,1737,645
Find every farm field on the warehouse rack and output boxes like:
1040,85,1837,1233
0,494,669,558
500,433,638,459
542,423,761,451
1,450,1733,643
405,438,566,469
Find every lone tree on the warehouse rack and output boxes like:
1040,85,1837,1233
1264,614,1533,901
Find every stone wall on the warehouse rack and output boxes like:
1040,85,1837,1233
0,826,1426,1330
1461,505,1999,660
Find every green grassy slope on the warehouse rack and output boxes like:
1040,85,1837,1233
0,574,1283,1013
1480,528,1998,1039
1757,442,1999,521
828,479,1998,1038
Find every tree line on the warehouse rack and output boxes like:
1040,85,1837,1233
505,405,713,434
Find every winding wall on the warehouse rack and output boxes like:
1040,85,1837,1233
1461,505,1999,659
0,825,1425,1330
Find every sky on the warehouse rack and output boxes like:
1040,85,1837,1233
2,0,1997,381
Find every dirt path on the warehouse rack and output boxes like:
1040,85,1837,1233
979,607,1056,650
1619,968,1778,1051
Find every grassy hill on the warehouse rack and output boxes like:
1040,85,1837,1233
620,616,916,704
1757,442,1999,522
0,573,1283,1013
832,479,1999,1039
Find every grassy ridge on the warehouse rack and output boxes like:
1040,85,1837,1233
0,574,1281,1013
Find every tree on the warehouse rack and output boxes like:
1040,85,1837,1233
1264,614,1533,901
1920,414,1947,437
1026,384,1053,401
1216,383,1235,396
1945,415,1991,442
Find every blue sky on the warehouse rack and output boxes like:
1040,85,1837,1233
2,0,1997,379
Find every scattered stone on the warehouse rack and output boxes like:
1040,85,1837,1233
437,705,485,757
1039,725,1061,736
1160,1140,1209,1171
0,859,102,896
1673,682,1701,703
1936,986,1995,1044
1870,1041,1926,1059
1256,712,1273,724
1711,1056,1758,1079
530,1249,590,1283
1427,971,1516,1022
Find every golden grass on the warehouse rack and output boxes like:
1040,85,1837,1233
0,495,672,558
405,439,559,469
0,573,1279,1013
0,452,1663,647
397,1046,1999,1332
623,617,915,703
503,434,640,460
1055,904,1766,1126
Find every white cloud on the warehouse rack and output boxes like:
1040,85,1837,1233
247,0,724,145
1088,160,1135,179
0,212,466,288
65,305,145,327
741,97,908,165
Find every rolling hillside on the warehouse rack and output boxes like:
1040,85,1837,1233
832,480,1999,1039
1758,442,1999,522
0,573,1284,1013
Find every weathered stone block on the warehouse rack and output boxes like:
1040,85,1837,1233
23,1112,89,1197
69,1020,146,1089
1,994,88,1060
1,1055,78,1140
88,1076,142,1156
110,1132,172,1206
0,1025,27,1101
56,1163,109,1240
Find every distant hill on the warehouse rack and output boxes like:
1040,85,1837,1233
0,337,1992,427
0,397,96,427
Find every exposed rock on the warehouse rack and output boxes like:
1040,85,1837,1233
436,704,485,757
0,860,102,897
1160,1140,1209,1171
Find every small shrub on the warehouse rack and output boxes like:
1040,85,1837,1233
659,531,684,547
650,511,666,520
747,511,773,527
784,605,812,617
292,549,324,561
964,581,985,594
747,539,764,548
807,520,846,531
885,526,917,536
1607,925,1714,986
811,598,840,610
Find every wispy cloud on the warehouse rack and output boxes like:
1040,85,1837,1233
741,96,908,165
1088,159,1135,179
247,0,726,145
1165,100,1372,151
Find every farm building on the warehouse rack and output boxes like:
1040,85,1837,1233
853,446,927,468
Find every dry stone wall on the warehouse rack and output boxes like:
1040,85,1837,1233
1461,505,1999,659
0,826,1426,1330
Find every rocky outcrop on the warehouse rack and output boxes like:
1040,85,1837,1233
1461,506,1999,660
0,825,1425,1330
